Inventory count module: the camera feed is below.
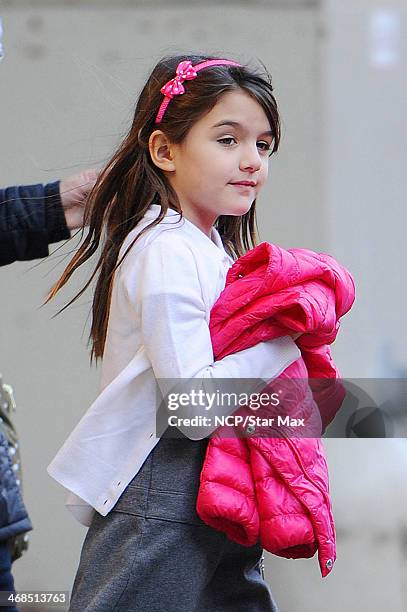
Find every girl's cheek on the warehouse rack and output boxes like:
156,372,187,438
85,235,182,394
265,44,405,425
262,163,270,180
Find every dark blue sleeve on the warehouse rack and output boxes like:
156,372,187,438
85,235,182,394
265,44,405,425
0,181,71,266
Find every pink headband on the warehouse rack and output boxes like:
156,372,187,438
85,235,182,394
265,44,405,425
154,59,242,124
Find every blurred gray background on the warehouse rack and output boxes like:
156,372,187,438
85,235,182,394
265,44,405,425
0,0,406,610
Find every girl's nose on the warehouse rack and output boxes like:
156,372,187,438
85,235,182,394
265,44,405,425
240,146,262,172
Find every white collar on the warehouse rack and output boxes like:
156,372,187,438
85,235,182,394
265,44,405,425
144,204,235,265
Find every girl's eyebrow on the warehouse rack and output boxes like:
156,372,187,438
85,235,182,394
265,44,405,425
211,120,273,137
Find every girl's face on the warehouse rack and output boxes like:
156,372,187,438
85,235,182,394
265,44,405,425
151,89,274,236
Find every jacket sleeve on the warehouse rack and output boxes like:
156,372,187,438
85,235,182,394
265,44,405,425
129,234,301,440
0,181,71,267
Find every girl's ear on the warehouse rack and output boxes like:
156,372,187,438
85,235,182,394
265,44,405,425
148,130,176,173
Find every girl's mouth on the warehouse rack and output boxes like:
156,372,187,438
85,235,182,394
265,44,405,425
229,183,256,192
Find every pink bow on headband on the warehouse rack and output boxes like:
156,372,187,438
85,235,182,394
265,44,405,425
160,60,198,99
155,58,242,123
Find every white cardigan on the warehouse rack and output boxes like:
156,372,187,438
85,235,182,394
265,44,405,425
47,204,301,526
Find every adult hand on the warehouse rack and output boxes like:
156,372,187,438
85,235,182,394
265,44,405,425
59,168,99,230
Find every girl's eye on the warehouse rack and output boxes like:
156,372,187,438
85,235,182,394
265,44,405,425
218,137,237,146
258,142,272,152
218,138,273,154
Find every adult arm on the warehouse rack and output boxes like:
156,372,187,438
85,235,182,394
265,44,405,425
0,169,98,266
0,181,69,266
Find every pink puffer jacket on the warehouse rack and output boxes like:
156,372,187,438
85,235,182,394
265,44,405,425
196,242,355,578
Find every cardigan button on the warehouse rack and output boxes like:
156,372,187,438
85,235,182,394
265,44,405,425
326,559,333,570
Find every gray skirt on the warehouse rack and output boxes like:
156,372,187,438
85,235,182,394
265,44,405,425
69,435,280,612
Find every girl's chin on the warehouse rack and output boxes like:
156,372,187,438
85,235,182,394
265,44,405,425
216,198,255,217
229,201,254,216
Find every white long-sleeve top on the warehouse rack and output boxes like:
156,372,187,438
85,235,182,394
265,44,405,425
47,204,301,526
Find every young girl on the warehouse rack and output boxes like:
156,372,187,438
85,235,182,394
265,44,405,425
47,53,302,611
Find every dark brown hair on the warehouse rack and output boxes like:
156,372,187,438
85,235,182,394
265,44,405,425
46,52,282,361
